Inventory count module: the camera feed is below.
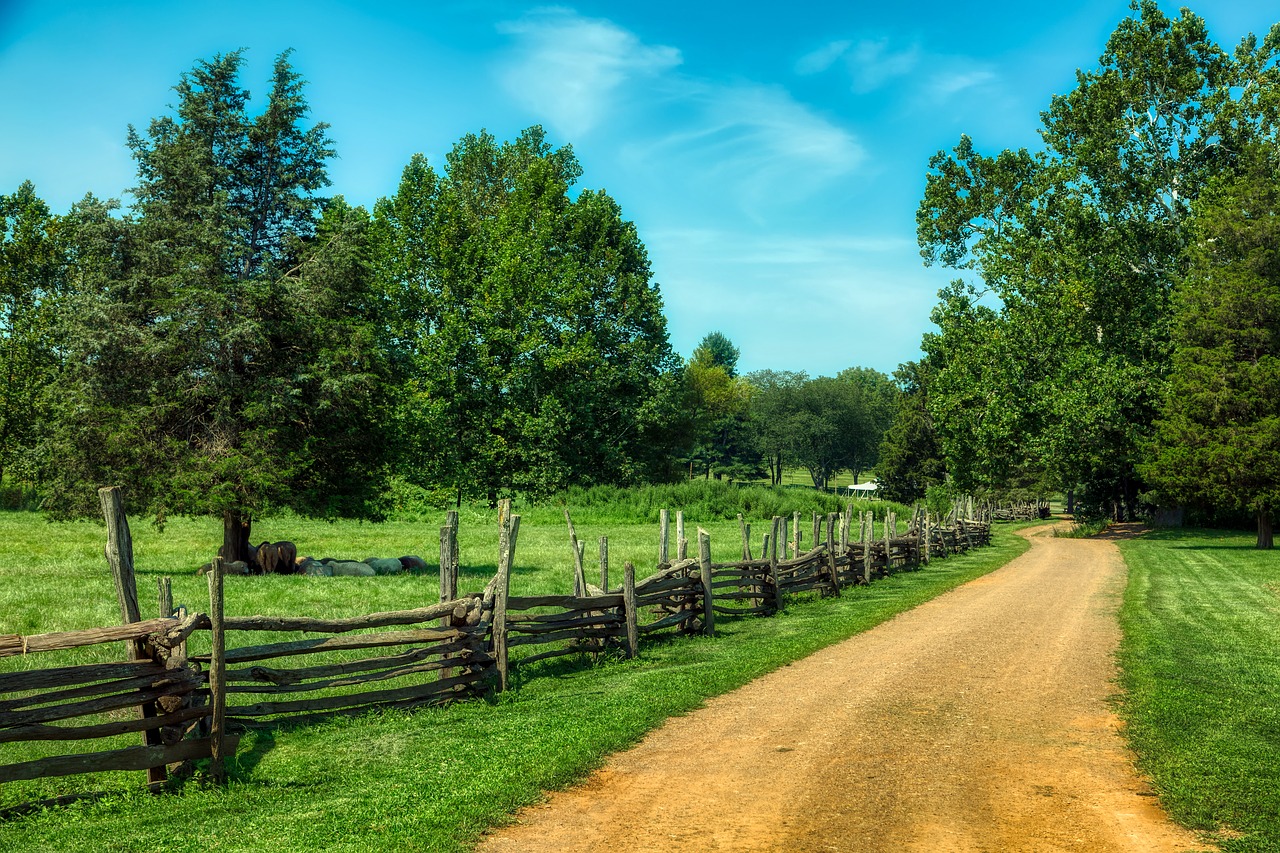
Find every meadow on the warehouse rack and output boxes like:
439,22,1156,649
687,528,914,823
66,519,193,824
0,486,1032,852
1118,529,1280,853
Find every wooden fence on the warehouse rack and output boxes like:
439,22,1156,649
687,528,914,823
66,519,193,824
1,489,996,813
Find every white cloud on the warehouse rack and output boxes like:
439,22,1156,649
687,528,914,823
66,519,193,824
625,82,865,215
796,39,852,75
496,8,681,138
928,68,998,99
848,38,920,93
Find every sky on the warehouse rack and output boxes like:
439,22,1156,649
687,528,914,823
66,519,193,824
2,0,1278,377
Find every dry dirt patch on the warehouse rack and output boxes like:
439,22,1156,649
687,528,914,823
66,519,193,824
476,524,1211,853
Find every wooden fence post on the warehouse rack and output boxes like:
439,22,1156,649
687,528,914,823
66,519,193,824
599,536,609,591
769,516,784,612
98,487,168,784
157,577,173,619
440,522,459,679
863,512,873,584
98,487,141,627
812,513,820,552
697,529,715,637
825,513,841,595
623,561,638,659
676,511,687,561
738,514,751,561
493,503,519,693
792,511,801,559
207,556,227,784
659,509,670,564
565,509,586,597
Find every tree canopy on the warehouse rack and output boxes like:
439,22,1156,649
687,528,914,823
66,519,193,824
374,127,681,505
917,1,1280,518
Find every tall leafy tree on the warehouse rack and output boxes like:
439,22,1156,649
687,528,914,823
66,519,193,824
680,338,757,480
835,365,896,481
1142,151,1280,548
0,182,62,493
374,127,680,503
916,1,1278,517
45,51,396,561
745,369,807,485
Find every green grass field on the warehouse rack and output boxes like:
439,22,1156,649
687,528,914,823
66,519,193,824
0,500,1033,852
1118,529,1280,853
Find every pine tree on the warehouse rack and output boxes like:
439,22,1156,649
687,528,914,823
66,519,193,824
45,52,396,559
1141,150,1280,548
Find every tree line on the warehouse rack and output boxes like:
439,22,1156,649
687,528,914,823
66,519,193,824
0,49,899,560
882,1,1280,547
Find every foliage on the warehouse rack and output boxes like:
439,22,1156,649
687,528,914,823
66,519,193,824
744,368,807,485
40,52,397,545
875,361,946,503
694,330,740,376
742,367,893,490
1140,150,1280,548
916,1,1280,516
0,181,62,488
678,333,759,480
374,128,681,504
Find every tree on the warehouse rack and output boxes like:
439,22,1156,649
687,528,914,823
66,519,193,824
835,366,896,481
0,182,62,494
786,377,864,490
915,1,1277,516
745,369,807,485
374,127,680,503
680,339,757,480
44,51,396,561
1141,151,1280,548
875,361,946,503
695,331,740,377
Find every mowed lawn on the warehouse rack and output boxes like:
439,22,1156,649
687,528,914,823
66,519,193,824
0,507,1033,852
1118,529,1280,853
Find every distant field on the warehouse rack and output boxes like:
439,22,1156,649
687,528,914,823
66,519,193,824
0,500,1033,852
1117,529,1280,852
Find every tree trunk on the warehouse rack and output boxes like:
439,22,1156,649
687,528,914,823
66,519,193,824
221,510,252,564
1257,510,1273,550
1066,490,1075,515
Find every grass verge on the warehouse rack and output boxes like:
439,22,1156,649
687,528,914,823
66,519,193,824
1,513,1032,852
1117,528,1280,852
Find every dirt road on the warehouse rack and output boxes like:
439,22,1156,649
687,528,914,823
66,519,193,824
476,525,1210,852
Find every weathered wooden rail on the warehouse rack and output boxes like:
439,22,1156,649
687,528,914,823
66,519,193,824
1,491,996,813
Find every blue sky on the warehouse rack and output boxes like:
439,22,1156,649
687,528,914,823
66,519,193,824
2,1,1278,377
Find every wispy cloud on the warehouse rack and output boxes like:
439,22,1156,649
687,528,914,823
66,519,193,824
796,32,996,103
848,38,921,93
795,39,852,75
928,69,998,99
496,7,681,138
498,9,864,217
624,82,865,214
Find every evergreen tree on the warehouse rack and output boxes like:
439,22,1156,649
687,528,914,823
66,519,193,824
45,52,396,560
1142,151,1280,548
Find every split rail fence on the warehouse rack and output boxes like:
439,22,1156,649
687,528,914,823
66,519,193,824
1,487,1004,813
